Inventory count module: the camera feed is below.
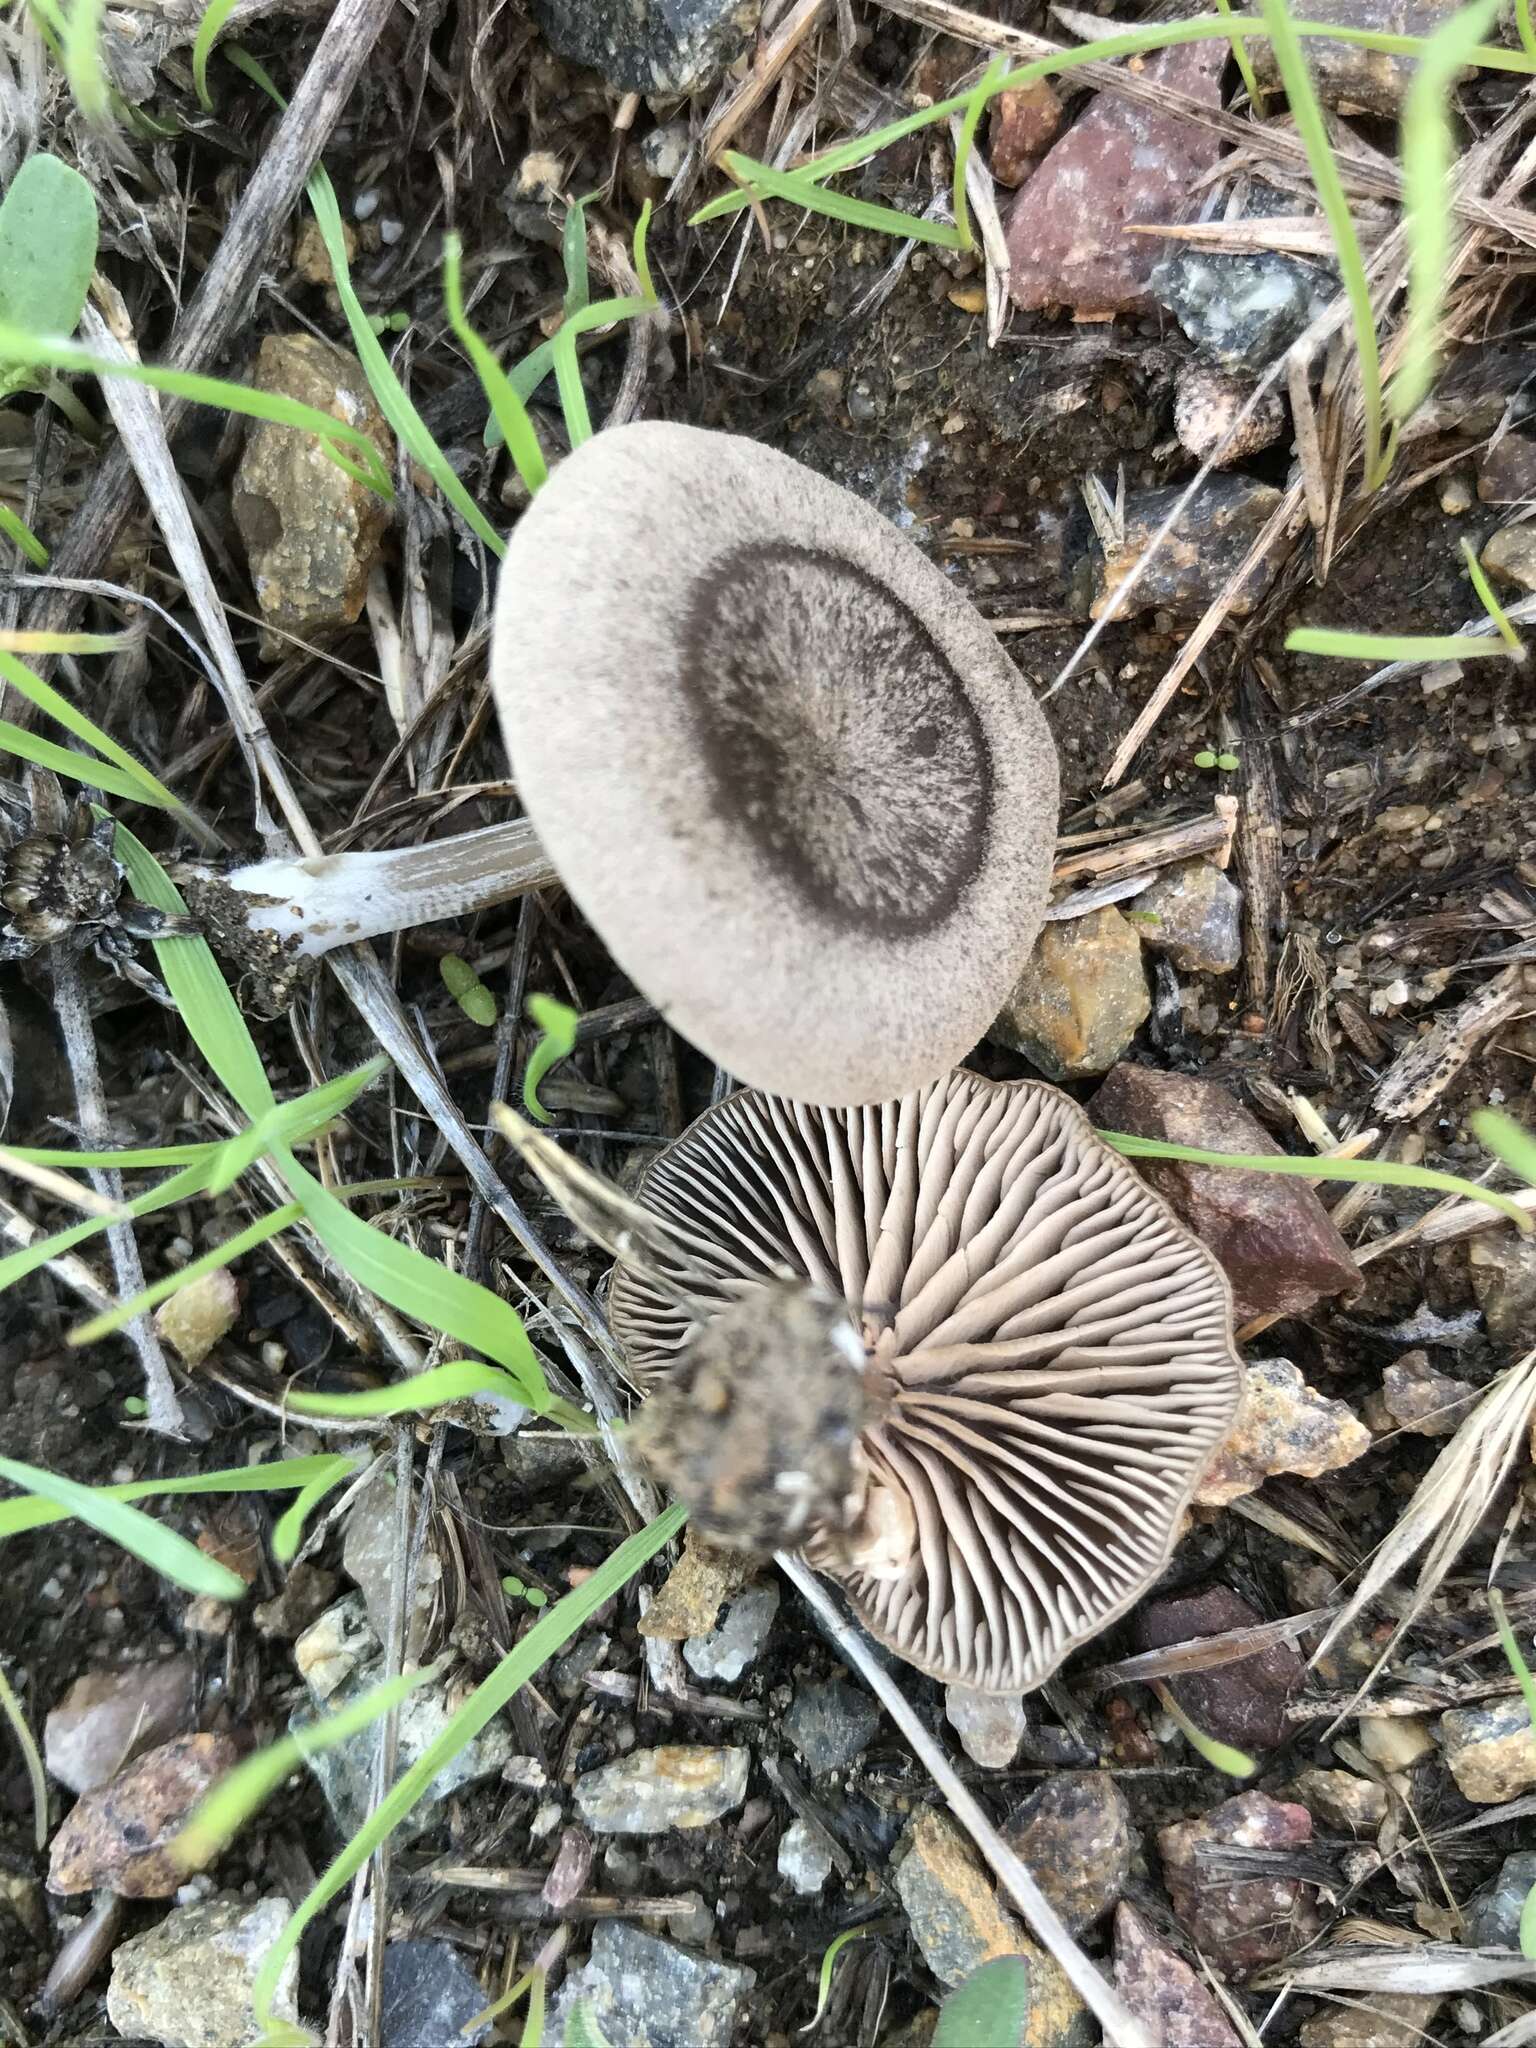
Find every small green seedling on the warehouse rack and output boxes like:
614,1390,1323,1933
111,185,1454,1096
500,1573,549,1610
1193,748,1240,772
934,1957,1031,2046
1152,1679,1259,1778
368,311,411,337
523,993,579,1125
0,153,98,421
440,954,497,1027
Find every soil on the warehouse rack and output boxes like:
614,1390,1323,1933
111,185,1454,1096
2,6,1536,2047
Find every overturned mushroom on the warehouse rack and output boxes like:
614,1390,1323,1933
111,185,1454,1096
505,1069,1243,1692
190,424,1060,1104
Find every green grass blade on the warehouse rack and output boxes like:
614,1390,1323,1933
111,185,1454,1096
270,1455,360,1563
807,1928,876,2031
562,194,595,318
1391,0,1500,428
632,199,656,304
0,718,178,806
0,1454,248,1598
176,1661,441,1867
1152,1680,1258,1777
1471,1106,1536,1187
1285,627,1515,660
0,650,192,814
1103,1128,1534,1229
0,1663,47,1849
0,1454,358,1540
719,152,964,245
1259,0,1386,488
0,504,48,566
564,2002,612,2048
7,1141,221,1168
191,0,241,109
62,0,109,121
1489,1590,1536,1727
0,1157,212,1301
283,1358,533,1417
1518,0,1536,58
205,1057,388,1197
1214,0,1267,107
934,1958,1031,2048
68,1201,303,1346
249,1503,688,2038
113,822,277,1121
953,55,1009,254
442,233,546,494
1461,537,1525,654
523,994,578,1125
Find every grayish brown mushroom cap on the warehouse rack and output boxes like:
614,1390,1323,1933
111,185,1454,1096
610,1070,1243,1692
491,421,1059,1107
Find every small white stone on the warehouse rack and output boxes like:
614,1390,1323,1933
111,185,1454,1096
944,1684,1027,1768
777,1820,834,1896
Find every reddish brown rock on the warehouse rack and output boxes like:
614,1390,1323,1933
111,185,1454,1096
989,81,1064,186
48,1734,237,1898
1087,1065,1360,1324
1005,45,1226,315
45,1659,196,1797
1137,1587,1303,1752
1114,1902,1243,2048
1158,1791,1322,1974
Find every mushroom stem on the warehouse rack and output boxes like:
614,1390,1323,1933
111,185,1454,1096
778,1555,1152,2048
212,821,556,958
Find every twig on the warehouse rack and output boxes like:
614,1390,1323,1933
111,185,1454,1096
1050,799,1237,885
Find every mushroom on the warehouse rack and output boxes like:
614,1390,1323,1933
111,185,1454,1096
191,424,1059,1105
601,1069,1243,1692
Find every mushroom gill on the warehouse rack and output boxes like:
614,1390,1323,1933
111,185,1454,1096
609,1070,1244,1693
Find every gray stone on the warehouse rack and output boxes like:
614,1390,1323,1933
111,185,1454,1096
1247,0,1469,113
1466,1852,1536,1947
945,1685,1027,1769
1095,477,1284,621
1479,525,1536,594
784,1678,880,1775
1173,362,1287,468
107,1895,299,2048
573,1745,749,1833
45,1657,195,1796
343,1473,440,1665
1152,249,1335,370
1002,1773,1132,1931
378,1940,490,2048
683,1583,779,1683
642,119,691,181
1441,1696,1536,1804
547,1923,754,2047
293,1666,512,1842
1288,1768,1388,1833
294,1595,380,1703
777,1819,834,1896
232,335,390,645
531,0,761,95
990,908,1150,1082
1469,1232,1536,1345
1132,863,1243,974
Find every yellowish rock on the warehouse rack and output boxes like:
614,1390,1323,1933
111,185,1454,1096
154,1268,239,1369
1358,1715,1436,1773
1195,1358,1370,1507
990,907,1150,1082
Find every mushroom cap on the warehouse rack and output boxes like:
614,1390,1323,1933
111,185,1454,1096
610,1070,1243,1693
491,422,1059,1107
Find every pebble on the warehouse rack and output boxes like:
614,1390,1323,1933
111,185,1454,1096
1440,1697,1536,1804
530,0,761,94
574,1745,749,1833
293,216,355,288
45,1658,195,1797
783,1678,880,1775
1173,363,1287,468
1002,1772,1132,1931
945,1686,1027,1769
1358,1715,1436,1773
1196,1359,1371,1504
990,907,1150,1081
1468,1233,1536,1348
777,1819,834,1896
639,1531,758,1642
1476,526,1536,593
547,1922,755,2048
1363,1352,1471,1438
106,1894,299,2048
1087,1067,1362,1326
1477,434,1536,504
293,1666,511,1841
253,1562,339,1640
1131,862,1243,975
1094,477,1284,621
641,119,691,183
343,1472,441,1666
1114,1902,1242,2048
1138,1588,1302,1751
154,1270,239,1368
231,335,391,645
1005,44,1226,315
1247,0,1466,112
48,1734,237,1898
988,81,1064,187
1288,1768,1388,1833
1158,1791,1321,1974
294,1595,379,1701
1152,250,1334,370
378,1940,490,2048
683,1582,779,1683
1300,1996,1447,2048
1465,1851,1536,1947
